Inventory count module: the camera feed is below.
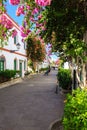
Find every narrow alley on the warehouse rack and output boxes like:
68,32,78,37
0,70,64,130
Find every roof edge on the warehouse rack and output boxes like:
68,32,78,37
4,13,21,31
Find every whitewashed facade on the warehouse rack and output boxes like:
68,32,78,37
0,14,27,77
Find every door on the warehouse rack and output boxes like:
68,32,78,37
19,62,22,77
0,60,4,71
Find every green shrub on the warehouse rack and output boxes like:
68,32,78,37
57,67,72,90
0,69,20,82
62,88,87,130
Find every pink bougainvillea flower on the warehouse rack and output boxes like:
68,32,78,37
5,20,13,29
26,5,30,10
20,26,31,38
23,20,27,27
0,14,13,29
38,14,42,19
9,0,20,5
36,23,40,28
35,0,51,6
20,26,26,37
2,33,6,37
36,23,43,28
20,31,27,37
32,8,39,15
12,29,18,37
26,29,31,34
16,9,20,16
30,16,35,22
39,37,44,43
16,5,25,16
41,26,46,30
20,25,24,31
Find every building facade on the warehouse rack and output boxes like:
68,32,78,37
0,14,27,77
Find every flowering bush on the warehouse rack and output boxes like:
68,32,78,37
0,0,52,45
35,0,51,6
9,0,51,6
16,5,25,16
0,14,13,29
26,34,46,62
9,0,20,5
8,0,51,39
0,13,18,46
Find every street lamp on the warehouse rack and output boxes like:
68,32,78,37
16,43,21,50
10,43,21,52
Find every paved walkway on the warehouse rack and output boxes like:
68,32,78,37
0,70,64,130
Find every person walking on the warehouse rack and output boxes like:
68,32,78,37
44,65,51,75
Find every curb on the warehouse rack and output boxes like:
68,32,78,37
48,119,63,130
0,73,42,89
0,77,23,89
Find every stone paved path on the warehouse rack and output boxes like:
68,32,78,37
0,70,64,130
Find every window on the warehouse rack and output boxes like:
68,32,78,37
0,60,4,71
14,59,17,70
14,36,16,44
24,42,26,49
23,41,26,50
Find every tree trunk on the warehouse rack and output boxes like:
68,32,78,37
82,63,86,87
33,62,37,72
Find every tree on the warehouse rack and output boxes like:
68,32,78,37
26,34,46,71
39,0,87,87
26,34,46,62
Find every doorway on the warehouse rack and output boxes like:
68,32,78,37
19,62,22,77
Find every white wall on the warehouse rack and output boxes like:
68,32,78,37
64,62,69,69
0,27,27,77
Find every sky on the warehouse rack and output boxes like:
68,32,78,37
5,0,24,25
50,54,58,61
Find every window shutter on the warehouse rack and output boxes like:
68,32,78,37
14,36,16,44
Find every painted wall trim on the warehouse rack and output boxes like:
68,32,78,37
0,48,27,57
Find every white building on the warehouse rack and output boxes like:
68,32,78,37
0,14,27,77
64,62,69,69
